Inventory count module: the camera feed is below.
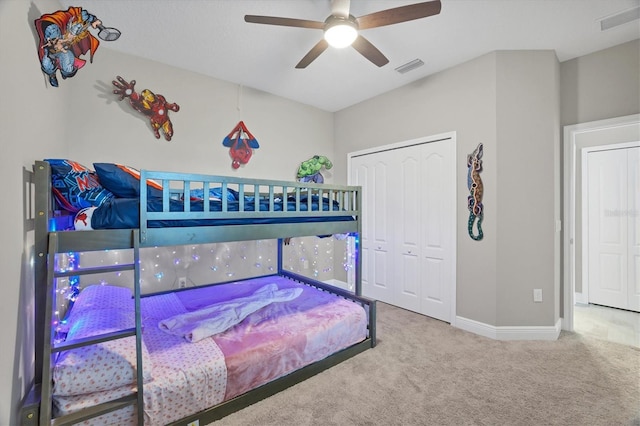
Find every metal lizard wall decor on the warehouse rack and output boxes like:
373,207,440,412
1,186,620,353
467,143,484,241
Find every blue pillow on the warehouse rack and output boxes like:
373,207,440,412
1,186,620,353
44,159,114,212
93,163,163,199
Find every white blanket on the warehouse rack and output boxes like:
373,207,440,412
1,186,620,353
158,283,302,342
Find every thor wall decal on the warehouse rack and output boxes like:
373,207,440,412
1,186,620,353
112,76,180,141
35,7,121,87
467,143,484,241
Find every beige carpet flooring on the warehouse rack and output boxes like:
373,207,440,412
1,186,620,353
211,302,640,426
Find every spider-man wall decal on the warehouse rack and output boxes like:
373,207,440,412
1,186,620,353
222,121,260,169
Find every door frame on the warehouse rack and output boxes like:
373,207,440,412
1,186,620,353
563,114,640,331
347,131,457,325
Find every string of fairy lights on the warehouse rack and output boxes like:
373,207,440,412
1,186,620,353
52,236,356,332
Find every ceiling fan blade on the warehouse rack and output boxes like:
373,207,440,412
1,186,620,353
296,39,330,69
357,0,442,30
244,15,324,30
351,35,389,67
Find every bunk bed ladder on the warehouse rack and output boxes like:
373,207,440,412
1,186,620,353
39,230,145,425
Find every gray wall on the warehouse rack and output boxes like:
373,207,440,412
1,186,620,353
334,51,560,327
561,39,640,127
62,49,335,182
1,1,70,423
494,51,560,326
335,53,500,325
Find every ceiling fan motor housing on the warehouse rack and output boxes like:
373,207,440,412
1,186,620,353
324,15,359,48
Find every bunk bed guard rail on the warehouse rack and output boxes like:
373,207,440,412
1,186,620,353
138,170,362,246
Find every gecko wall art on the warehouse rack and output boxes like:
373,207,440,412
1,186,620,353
467,143,484,241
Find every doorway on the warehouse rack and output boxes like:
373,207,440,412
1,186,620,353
563,114,640,343
584,146,639,312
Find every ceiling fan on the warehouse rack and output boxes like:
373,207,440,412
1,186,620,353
244,0,442,69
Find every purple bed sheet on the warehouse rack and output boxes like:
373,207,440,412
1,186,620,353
52,276,368,425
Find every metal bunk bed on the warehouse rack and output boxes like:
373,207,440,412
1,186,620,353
21,160,376,426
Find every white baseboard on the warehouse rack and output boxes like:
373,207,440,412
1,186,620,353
455,316,562,341
574,292,588,304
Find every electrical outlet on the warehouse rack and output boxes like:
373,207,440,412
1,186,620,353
303,260,309,269
533,288,543,302
178,277,187,288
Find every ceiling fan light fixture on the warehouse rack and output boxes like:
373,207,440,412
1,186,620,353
324,16,358,48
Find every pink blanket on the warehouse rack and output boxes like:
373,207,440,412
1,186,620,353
176,276,368,400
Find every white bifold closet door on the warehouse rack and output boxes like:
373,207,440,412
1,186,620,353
350,138,455,322
587,146,639,312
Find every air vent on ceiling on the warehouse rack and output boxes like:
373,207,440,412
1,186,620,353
395,59,424,74
599,6,640,31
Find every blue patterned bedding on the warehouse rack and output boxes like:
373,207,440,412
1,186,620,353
77,193,353,230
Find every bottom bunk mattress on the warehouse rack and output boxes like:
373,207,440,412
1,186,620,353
52,276,368,425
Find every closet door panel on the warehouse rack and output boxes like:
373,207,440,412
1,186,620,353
419,143,452,321
350,154,393,302
370,160,392,301
352,162,371,294
396,149,421,311
421,149,447,258
423,257,444,302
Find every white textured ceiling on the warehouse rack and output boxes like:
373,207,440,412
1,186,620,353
58,0,640,112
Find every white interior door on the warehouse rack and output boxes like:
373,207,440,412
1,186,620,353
395,144,422,312
587,147,639,312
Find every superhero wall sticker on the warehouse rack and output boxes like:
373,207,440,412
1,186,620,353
297,155,333,183
112,76,180,141
223,121,260,169
35,6,121,87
